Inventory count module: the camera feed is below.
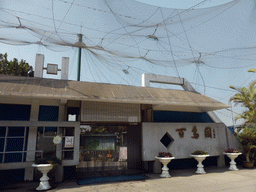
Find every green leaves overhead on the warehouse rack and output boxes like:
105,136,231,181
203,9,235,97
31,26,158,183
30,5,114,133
230,81,256,125
0,53,34,77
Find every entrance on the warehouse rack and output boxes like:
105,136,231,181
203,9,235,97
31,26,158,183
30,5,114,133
78,125,133,177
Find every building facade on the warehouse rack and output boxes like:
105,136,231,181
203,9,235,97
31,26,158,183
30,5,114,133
0,74,239,183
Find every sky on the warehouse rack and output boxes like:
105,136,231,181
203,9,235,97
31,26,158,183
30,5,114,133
0,0,253,127
136,0,234,9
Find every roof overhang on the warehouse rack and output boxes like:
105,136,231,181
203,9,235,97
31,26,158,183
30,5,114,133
0,75,229,112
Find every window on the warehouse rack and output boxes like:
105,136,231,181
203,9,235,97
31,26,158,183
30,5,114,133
36,127,57,158
61,127,75,160
0,126,29,163
0,104,31,121
35,126,75,160
67,107,79,121
38,106,59,121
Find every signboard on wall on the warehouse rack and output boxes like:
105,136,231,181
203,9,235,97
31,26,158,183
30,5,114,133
65,136,74,148
85,137,115,150
46,63,58,75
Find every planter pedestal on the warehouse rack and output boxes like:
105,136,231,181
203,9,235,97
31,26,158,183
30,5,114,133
155,156,175,178
224,152,242,171
191,155,209,174
32,164,53,190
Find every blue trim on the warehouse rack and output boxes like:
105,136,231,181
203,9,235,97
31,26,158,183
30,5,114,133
153,111,214,123
5,153,23,163
8,127,25,137
0,127,6,137
0,104,31,121
6,138,24,151
0,138,4,152
227,126,234,134
24,127,29,151
0,169,24,183
38,106,59,121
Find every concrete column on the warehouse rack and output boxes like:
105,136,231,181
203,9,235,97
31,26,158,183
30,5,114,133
58,99,67,121
61,57,69,80
25,99,40,181
55,165,64,183
55,99,67,183
217,155,225,168
153,159,162,174
30,99,40,121
217,123,227,167
55,134,63,182
142,73,150,87
34,54,44,78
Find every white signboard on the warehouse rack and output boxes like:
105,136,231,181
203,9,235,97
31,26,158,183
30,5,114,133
47,63,58,75
65,136,74,148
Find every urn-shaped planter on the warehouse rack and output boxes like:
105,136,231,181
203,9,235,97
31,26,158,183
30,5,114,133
155,156,175,178
224,152,242,171
191,155,209,174
32,164,54,190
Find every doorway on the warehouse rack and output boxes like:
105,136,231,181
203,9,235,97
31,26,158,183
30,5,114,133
78,124,141,178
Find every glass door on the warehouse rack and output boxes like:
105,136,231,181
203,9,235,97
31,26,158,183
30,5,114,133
79,125,127,177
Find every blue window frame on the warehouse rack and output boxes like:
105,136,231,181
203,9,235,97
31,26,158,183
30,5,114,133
0,127,29,163
0,104,31,121
153,111,214,123
38,106,59,121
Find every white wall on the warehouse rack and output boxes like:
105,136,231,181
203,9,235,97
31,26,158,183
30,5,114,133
142,122,240,161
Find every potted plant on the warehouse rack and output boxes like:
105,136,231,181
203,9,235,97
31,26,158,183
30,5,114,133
155,152,175,178
191,150,209,174
237,126,256,168
223,148,242,171
33,156,62,191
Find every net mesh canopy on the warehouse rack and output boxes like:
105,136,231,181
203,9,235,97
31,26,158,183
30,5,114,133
1,0,255,83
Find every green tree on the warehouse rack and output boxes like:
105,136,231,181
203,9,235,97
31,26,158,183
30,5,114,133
238,126,256,162
0,53,34,77
229,81,256,125
230,69,256,163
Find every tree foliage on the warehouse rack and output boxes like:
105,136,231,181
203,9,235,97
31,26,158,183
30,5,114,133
230,81,256,125
0,53,34,77
238,126,256,162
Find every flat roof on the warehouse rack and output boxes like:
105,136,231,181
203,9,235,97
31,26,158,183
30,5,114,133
0,75,229,112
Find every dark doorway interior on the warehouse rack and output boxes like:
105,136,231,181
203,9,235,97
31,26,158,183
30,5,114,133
77,124,143,178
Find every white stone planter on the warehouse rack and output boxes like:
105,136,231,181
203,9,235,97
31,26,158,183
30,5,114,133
155,156,175,178
224,152,242,171
191,154,209,174
32,164,54,190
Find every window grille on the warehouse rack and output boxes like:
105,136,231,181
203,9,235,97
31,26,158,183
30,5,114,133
81,101,140,122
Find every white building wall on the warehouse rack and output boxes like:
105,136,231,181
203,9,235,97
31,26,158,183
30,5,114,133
142,123,240,173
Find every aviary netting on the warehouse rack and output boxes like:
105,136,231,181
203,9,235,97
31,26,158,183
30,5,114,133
0,0,256,86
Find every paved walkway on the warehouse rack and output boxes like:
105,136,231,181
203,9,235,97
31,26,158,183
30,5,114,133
2,166,256,192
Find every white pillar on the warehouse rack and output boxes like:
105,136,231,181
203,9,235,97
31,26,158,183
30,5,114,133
141,73,197,92
24,99,40,181
61,57,69,80
217,123,228,167
142,73,150,87
34,54,44,78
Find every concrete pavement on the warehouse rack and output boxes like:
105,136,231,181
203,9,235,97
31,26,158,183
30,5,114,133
2,166,256,192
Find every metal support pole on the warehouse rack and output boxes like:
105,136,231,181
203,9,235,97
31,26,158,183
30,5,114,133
77,34,83,81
